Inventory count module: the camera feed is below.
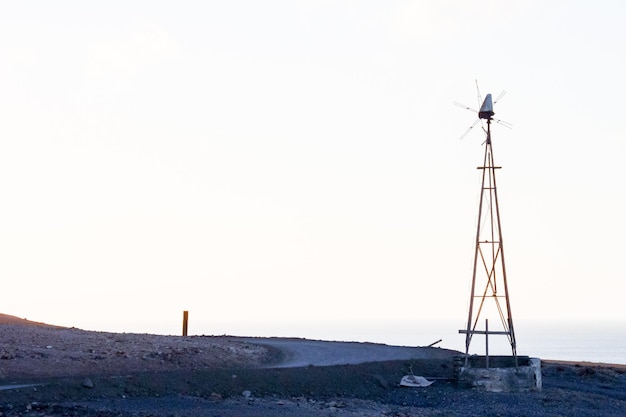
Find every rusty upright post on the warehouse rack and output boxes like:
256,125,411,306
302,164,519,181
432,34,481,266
182,310,189,336
485,319,489,368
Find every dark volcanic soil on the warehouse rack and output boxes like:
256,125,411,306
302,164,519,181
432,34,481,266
0,315,625,416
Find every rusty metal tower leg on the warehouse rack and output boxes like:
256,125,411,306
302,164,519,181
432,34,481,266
459,119,517,367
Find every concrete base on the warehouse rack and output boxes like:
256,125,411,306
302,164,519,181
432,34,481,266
454,356,542,392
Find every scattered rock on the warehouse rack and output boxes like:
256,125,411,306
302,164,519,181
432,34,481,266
325,400,346,409
373,374,390,389
82,378,94,389
0,350,16,360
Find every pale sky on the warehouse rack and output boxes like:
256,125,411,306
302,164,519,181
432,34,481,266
0,1,625,338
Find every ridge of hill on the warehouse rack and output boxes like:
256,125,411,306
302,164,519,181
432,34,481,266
0,313,64,328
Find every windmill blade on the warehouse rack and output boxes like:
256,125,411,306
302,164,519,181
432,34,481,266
459,118,481,140
475,79,483,109
454,101,478,113
493,118,513,129
494,90,506,104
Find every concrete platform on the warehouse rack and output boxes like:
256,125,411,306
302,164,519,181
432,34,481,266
454,356,542,392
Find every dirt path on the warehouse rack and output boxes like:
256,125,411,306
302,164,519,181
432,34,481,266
246,337,457,368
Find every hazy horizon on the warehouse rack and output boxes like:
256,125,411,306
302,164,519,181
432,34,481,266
5,312,624,365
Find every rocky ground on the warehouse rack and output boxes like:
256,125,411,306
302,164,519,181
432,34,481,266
0,315,625,416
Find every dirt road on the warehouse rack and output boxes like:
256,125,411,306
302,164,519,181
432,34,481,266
246,337,457,367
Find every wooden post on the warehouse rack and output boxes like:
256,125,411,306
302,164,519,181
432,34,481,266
182,310,189,336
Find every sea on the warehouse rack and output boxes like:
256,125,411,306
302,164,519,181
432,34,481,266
180,318,626,365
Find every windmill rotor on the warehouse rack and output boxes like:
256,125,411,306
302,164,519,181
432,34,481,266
455,88,512,140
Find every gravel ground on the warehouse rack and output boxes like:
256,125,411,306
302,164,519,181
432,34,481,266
0,315,625,416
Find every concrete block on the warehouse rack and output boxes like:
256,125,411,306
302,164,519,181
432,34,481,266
455,356,541,392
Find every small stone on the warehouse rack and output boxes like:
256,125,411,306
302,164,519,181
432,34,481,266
325,400,346,409
242,390,252,398
373,374,390,389
82,378,94,388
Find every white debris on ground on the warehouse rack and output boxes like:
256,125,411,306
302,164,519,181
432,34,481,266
400,375,435,387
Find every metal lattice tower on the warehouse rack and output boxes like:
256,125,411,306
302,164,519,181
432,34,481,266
458,94,517,367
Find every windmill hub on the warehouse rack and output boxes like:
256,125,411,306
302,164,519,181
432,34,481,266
478,93,495,120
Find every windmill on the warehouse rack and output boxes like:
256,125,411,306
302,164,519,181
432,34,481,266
456,88,517,368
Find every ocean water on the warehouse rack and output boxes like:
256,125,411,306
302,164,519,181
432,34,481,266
185,318,626,365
